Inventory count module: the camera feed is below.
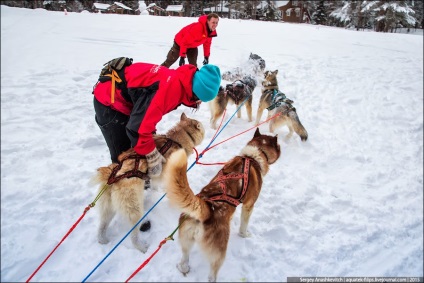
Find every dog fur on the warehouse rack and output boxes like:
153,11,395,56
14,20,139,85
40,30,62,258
255,70,308,141
221,53,266,81
209,75,257,129
91,112,205,252
164,128,281,282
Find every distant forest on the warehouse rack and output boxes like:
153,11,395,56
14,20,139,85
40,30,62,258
2,0,423,32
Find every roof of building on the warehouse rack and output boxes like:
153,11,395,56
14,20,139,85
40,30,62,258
274,1,290,8
93,3,110,10
113,2,132,10
166,5,183,12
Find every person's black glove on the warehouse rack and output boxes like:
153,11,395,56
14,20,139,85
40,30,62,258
203,57,209,65
179,57,185,66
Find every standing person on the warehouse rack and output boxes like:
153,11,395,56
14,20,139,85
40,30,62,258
92,62,221,230
161,13,219,68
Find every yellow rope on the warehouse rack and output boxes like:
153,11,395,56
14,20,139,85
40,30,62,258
89,183,110,207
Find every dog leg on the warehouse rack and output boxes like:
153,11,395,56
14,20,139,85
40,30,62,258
210,110,225,130
113,184,148,253
236,103,242,119
284,122,295,141
239,205,254,238
176,239,193,275
97,190,115,244
177,221,196,275
255,104,266,125
269,119,276,134
206,249,225,282
177,251,191,276
128,204,148,253
246,99,253,122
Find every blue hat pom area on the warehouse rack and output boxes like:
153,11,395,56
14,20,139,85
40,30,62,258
192,64,221,102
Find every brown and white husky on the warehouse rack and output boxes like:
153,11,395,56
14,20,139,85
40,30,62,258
255,69,308,141
91,113,205,252
209,75,257,129
164,128,281,282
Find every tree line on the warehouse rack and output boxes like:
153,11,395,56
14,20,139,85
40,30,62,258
2,0,422,32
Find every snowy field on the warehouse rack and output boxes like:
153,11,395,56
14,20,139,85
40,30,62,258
1,5,423,282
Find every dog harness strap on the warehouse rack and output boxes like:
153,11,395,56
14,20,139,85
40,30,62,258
205,157,252,207
107,154,149,185
159,138,175,155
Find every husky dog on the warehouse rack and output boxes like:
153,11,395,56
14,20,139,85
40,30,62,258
164,128,281,282
256,70,308,141
91,113,205,252
221,53,266,81
209,75,257,129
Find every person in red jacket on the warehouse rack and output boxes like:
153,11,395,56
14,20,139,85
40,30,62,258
161,13,219,68
93,63,221,175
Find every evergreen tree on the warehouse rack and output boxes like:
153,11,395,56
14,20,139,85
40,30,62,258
373,1,417,32
312,0,327,25
263,0,279,21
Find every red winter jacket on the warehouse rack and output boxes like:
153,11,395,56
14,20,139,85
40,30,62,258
93,63,198,155
174,15,217,58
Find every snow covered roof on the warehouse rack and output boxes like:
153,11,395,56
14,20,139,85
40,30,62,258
166,5,183,12
93,3,110,10
274,1,289,8
256,1,289,9
114,2,132,10
147,3,165,11
43,0,65,4
203,6,231,13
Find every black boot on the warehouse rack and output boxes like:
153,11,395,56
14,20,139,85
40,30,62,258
139,220,151,232
144,179,151,190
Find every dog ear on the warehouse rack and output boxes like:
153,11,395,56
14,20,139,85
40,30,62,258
181,112,187,121
273,70,278,75
254,127,261,137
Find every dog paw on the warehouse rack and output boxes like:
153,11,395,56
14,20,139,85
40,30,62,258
133,238,148,253
177,262,190,275
238,230,251,238
98,235,109,244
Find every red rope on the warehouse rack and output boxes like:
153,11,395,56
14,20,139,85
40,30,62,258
125,238,168,282
193,147,226,165
193,112,282,165
211,109,226,142
205,112,281,152
26,205,92,282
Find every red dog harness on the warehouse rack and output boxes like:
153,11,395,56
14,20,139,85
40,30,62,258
107,138,177,185
204,157,256,207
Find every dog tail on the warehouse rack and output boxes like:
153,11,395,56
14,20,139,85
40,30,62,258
164,149,211,222
289,111,308,141
89,166,113,187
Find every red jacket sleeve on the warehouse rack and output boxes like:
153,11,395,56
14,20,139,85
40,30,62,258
203,37,212,58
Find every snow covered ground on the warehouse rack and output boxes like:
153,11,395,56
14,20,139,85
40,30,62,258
1,5,423,282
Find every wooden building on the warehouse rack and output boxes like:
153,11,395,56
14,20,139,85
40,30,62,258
278,0,311,23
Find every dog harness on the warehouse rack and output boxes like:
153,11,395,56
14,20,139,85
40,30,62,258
225,80,253,105
265,89,295,112
107,138,178,185
201,157,257,207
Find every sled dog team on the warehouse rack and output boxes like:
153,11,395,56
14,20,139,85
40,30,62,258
91,53,308,282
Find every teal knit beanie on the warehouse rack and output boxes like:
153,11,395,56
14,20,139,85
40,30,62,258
192,64,221,102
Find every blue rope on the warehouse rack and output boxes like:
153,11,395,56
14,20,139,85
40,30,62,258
82,94,251,282
82,193,166,283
